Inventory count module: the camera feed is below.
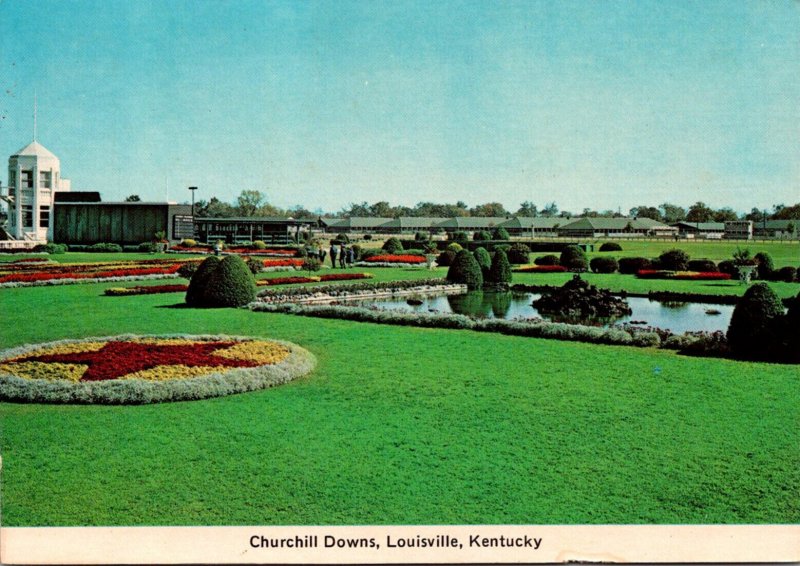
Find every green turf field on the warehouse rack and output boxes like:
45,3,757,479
0,270,798,526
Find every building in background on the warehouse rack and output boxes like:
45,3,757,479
2,140,71,242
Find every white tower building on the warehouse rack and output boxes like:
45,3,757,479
2,140,71,242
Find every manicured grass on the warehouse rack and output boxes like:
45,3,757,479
0,282,798,526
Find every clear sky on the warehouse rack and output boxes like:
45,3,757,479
1,0,798,214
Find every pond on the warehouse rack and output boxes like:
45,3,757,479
350,291,737,334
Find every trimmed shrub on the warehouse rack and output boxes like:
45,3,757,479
473,230,492,241
246,258,263,274
363,234,373,241
436,250,457,267
687,259,718,272
177,262,199,279
491,227,510,241
414,231,429,242
382,237,404,254
774,266,797,283
252,240,267,249
202,255,257,307
473,247,492,275
659,249,689,271
754,252,775,280
718,260,737,276
486,249,512,285
618,257,652,274
590,257,618,274
534,254,560,266
33,243,67,254
185,256,221,306
88,242,123,253
560,245,588,272
302,257,322,273
599,242,622,252
494,244,511,254
138,242,158,253
334,233,350,244
447,249,483,290
445,242,463,253
726,282,785,359
448,231,469,245
507,243,530,264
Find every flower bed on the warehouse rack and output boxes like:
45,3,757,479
361,254,426,264
0,335,316,404
255,278,457,304
105,284,189,296
170,246,298,257
262,258,305,268
636,270,731,281
513,265,568,273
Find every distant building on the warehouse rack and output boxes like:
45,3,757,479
556,217,677,238
193,217,315,245
671,222,725,239
2,140,71,242
723,221,753,240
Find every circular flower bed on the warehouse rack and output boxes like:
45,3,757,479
0,335,315,404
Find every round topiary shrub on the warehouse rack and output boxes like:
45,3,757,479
718,260,737,276
774,266,797,283
618,257,652,274
507,243,530,264
436,249,457,267
448,231,469,245
473,247,492,275
414,231,429,242
185,256,222,307
599,242,622,252
334,233,350,244
201,255,257,308
486,249,512,286
687,259,718,272
382,237,404,254
659,249,690,271
446,242,463,253
534,254,560,266
447,249,483,290
473,230,492,241
754,252,775,280
252,240,267,249
726,282,786,359
491,227,510,241
560,245,588,272
590,257,619,273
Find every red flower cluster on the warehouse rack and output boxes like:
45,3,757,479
14,340,261,381
636,270,731,281
10,258,50,264
319,272,372,282
258,276,317,286
0,262,183,284
363,254,426,263
514,265,568,273
262,258,305,267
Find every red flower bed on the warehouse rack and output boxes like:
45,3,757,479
262,258,304,267
10,258,51,263
105,284,189,296
363,254,426,264
636,270,732,281
0,263,183,284
319,272,373,282
257,276,317,286
636,269,668,279
514,265,568,273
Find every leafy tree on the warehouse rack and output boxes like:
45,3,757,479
713,207,738,222
629,206,663,221
659,203,687,223
204,197,236,218
124,194,141,202
516,201,538,216
540,202,559,217
686,201,714,223
470,202,509,217
772,203,800,219
236,190,266,216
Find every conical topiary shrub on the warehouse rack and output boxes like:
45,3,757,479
185,256,221,307
560,245,588,272
726,282,785,359
473,247,491,277
447,249,483,290
486,248,512,286
201,255,257,307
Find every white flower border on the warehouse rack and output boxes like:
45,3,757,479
0,334,316,405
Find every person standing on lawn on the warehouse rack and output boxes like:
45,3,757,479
347,246,355,267
339,246,347,268
329,243,339,268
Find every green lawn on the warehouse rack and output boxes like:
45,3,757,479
0,279,798,526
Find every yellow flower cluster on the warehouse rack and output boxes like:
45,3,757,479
214,340,291,365
0,361,87,381
120,365,229,381
10,341,107,360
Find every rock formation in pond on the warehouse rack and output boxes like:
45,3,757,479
532,275,632,320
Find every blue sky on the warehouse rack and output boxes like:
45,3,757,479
1,0,798,213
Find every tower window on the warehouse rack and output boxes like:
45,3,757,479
21,171,33,188
39,171,52,188
22,205,33,228
39,205,50,228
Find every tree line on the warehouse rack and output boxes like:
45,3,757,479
124,190,800,222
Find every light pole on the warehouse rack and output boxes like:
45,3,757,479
188,186,198,217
